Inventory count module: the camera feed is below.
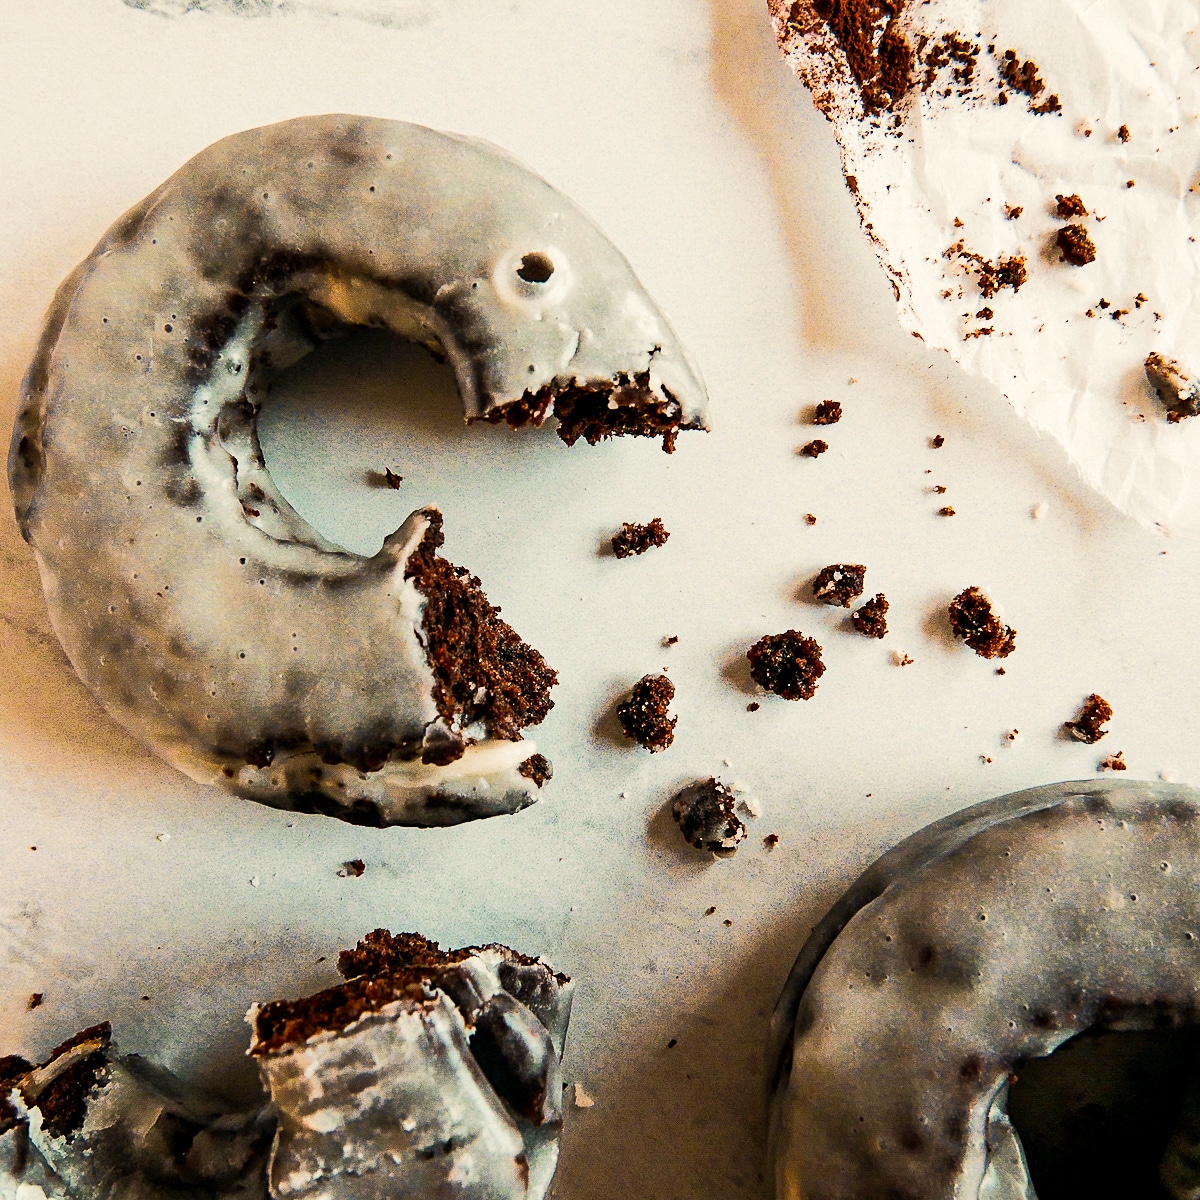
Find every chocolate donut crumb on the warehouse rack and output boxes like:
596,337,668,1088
813,400,843,425
799,439,829,458
1100,750,1128,771
851,593,889,638
671,777,746,855
1056,224,1097,266
748,632,826,700
1064,693,1113,744
813,563,867,607
517,753,553,787
948,587,1016,659
617,674,677,752
337,859,366,878
1145,353,1200,422
1054,193,1087,219
611,517,670,558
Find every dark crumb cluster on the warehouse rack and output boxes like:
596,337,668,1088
1056,224,1097,266
29,1024,113,1140
947,586,1016,659
1145,353,1200,422
405,511,557,766
518,753,553,787
812,563,867,607
670,778,746,855
931,434,945,448
338,859,366,878
747,631,826,700
617,674,677,752
851,593,889,638
611,517,670,559
1064,693,1113,744
1100,750,1127,771
813,399,843,425
945,243,1028,298
799,439,829,458
1054,193,1087,219
998,49,1060,112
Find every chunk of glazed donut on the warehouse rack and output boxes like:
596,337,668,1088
769,780,1200,1200
8,115,709,826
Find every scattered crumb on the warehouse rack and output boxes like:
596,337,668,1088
976,307,994,320
28,993,43,1011
932,485,947,494
1054,193,1087,219
931,434,945,448
1117,124,1131,143
383,467,403,489
1127,179,1136,188
939,505,957,517
996,667,1006,676
617,674,677,752
804,513,817,526
747,701,760,712
980,755,993,764
799,439,829,458
747,631,826,700
1057,224,1097,266
813,563,867,607
893,651,915,666
1004,204,1023,220
851,593,889,639
813,400,843,425
1031,502,1048,519
518,754,553,787
945,242,1028,297
663,635,679,647
573,1083,595,1109
667,1039,678,1049
612,517,670,559
703,906,717,917
1064,693,1113,743
948,587,1017,659
1100,750,1128,772
671,778,746,856
1005,729,1020,743
337,859,365,878
764,833,780,849
1145,353,1200,422
723,919,733,927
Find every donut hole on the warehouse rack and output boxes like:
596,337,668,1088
516,252,554,284
1007,1025,1200,1199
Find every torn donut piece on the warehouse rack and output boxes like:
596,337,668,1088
769,780,1200,1200
7,115,709,827
0,931,573,1200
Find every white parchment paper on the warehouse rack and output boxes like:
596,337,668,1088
774,0,1200,531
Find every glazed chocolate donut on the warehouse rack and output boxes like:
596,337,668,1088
9,114,708,826
769,780,1200,1199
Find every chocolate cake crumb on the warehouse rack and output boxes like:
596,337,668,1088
945,243,1028,297
764,833,780,849
851,593,889,638
932,485,947,494
1004,204,1023,220
931,434,945,448
1117,124,1131,142
747,701,761,712
976,307,994,320
671,778,746,855
747,631,826,700
1145,352,1200,421
337,930,472,982
1064,693,1113,743
703,906,717,916
813,400,843,425
611,517,670,558
1056,224,1097,266
799,439,829,458
1100,750,1127,771
404,511,557,764
1054,193,1087,219
948,586,1017,659
995,666,1006,675
517,753,553,787
384,468,403,489
804,513,817,526
617,674,677,752
663,635,679,647
338,859,366,878
939,505,956,516
667,1039,678,1049
29,1023,112,1141
999,49,1050,102
28,992,44,1010
1127,179,1136,188
813,563,867,607
894,652,914,666
723,919,733,927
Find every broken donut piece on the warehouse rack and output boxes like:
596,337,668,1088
616,674,677,752
947,586,1017,659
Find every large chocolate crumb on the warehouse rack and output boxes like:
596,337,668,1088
337,930,473,981
1064,693,1113,744
670,778,746,855
518,753,553,787
813,400,843,425
851,593,889,638
611,517,670,559
1145,353,1200,422
800,0,915,112
947,586,1016,659
1056,224,1097,266
1054,193,1087,219
27,1023,112,1141
617,674,677,752
813,563,867,607
747,631,826,700
405,511,557,763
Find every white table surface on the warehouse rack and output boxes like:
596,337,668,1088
4,2,1200,1197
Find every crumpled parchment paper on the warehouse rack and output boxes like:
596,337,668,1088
772,0,1200,532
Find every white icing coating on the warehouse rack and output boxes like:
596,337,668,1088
770,780,1200,1199
8,114,709,827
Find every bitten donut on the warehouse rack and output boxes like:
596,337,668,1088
769,780,1200,1199
9,114,708,827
